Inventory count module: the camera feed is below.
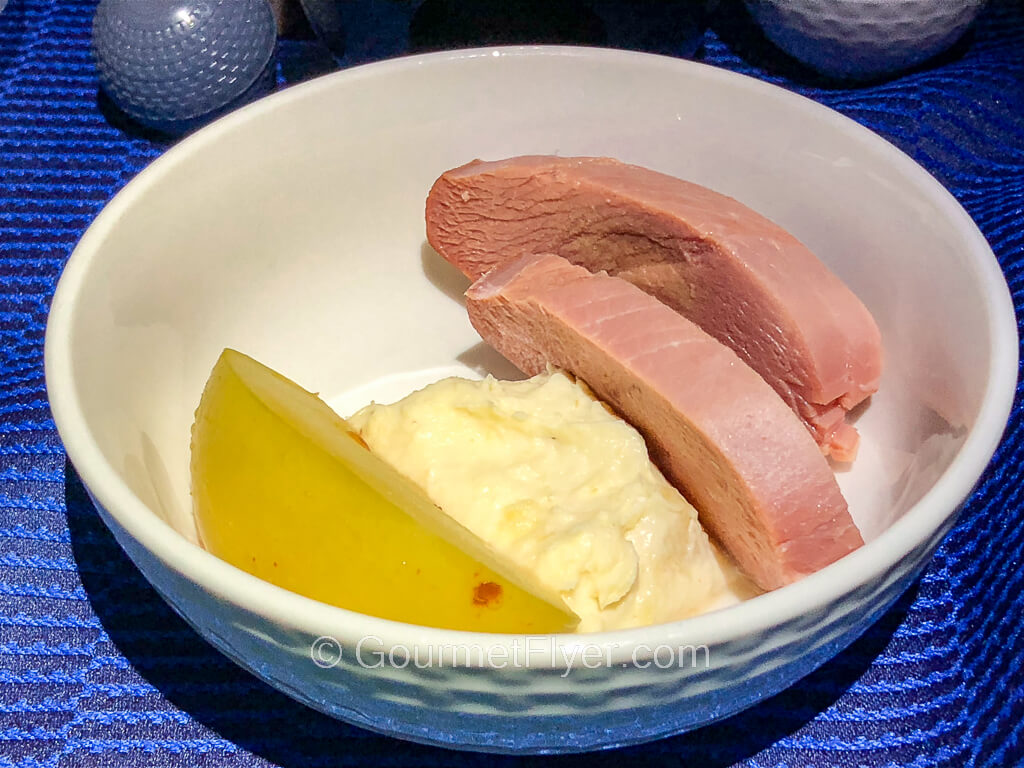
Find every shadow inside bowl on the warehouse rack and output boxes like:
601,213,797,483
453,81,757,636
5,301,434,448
421,241,470,307
65,460,917,762
456,341,528,381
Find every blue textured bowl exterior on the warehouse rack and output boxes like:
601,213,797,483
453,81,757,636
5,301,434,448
745,0,987,79
85,488,954,753
92,0,277,132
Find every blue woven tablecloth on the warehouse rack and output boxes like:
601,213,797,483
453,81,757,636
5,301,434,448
2,0,1022,765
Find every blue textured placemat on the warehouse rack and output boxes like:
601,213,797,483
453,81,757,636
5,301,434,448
2,0,1023,765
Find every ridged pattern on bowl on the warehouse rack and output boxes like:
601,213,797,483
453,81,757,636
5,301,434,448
744,0,987,79
90,492,957,753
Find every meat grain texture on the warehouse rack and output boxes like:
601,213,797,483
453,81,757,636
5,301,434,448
466,253,863,591
427,155,883,461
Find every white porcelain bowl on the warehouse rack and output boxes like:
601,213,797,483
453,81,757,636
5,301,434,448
45,47,1016,753
744,0,987,80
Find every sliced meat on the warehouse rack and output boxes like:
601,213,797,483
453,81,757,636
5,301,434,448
465,253,862,590
427,155,883,462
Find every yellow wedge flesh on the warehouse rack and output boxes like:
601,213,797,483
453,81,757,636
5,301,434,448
190,349,578,633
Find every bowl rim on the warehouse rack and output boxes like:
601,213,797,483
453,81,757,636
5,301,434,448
44,45,1018,666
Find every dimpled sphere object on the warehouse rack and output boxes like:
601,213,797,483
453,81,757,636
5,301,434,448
744,0,987,80
93,0,278,134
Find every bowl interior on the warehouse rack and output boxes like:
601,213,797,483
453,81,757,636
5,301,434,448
58,49,1001,582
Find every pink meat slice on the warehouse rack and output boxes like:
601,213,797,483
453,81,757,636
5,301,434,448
427,155,883,462
465,253,863,590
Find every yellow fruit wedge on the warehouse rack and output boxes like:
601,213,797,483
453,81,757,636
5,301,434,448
190,349,578,633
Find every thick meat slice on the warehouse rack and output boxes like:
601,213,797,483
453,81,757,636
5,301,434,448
465,253,862,590
427,155,883,461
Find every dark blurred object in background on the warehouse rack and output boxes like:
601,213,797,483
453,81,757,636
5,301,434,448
409,0,607,50
590,0,709,57
294,0,710,64
296,0,347,57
